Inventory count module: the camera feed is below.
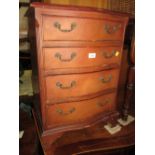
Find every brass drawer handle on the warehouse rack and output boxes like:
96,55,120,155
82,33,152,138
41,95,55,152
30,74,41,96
56,107,76,115
103,50,120,58
99,75,112,83
104,24,121,34
97,99,111,107
55,52,76,62
56,81,76,89
54,22,76,32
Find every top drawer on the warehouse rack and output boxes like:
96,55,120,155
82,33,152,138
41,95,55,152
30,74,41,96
42,16,125,41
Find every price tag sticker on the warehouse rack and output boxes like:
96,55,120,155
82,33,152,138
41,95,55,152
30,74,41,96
88,53,96,58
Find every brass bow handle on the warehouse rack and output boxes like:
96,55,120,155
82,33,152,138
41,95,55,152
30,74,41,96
97,99,111,107
56,81,76,89
54,22,77,32
55,52,76,62
103,50,120,58
104,24,121,34
99,75,112,83
56,107,76,116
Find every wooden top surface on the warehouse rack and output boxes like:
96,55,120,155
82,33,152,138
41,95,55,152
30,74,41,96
55,120,135,155
31,2,131,18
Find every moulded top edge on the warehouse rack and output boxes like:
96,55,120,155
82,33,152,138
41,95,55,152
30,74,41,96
30,2,132,18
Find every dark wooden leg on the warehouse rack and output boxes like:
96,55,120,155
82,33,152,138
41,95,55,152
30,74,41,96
108,113,119,127
123,67,135,121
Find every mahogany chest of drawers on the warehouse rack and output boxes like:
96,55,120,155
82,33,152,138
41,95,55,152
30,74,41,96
29,2,129,155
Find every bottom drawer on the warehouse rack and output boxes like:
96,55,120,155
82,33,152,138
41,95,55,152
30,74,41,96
45,92,117,129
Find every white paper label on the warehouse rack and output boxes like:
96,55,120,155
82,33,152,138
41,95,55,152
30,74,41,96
88,53,96,58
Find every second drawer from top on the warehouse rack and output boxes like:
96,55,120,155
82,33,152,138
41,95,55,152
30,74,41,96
43,46,122,71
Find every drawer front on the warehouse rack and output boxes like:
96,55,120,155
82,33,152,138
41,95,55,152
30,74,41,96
45,69,119,103
43,16,124,41
46,92,116,128
43,46,122,70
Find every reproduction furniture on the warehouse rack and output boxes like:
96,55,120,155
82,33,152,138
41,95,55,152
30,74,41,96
29,2,129,155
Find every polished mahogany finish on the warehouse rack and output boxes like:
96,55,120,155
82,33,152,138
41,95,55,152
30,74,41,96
43,46,122,71
45,92,117,129
45,69,119,104
29,2,129,155
43,16,125,41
